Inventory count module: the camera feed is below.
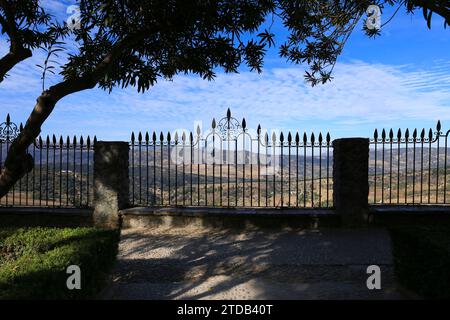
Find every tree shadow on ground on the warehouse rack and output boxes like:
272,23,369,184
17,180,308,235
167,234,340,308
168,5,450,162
104,226,399,300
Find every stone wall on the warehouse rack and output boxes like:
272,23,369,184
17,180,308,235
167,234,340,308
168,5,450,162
332,138,370,227
93,141,129,229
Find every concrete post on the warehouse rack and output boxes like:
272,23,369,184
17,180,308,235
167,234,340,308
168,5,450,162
93,141,129,229
332,138,369,227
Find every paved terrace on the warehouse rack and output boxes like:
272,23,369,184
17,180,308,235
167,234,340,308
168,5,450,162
101,226,406,300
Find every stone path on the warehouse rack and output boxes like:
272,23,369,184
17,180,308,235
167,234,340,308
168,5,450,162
100,227,406,299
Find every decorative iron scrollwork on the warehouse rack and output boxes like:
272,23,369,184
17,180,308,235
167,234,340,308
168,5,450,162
0,114,19,143
216,108,243,140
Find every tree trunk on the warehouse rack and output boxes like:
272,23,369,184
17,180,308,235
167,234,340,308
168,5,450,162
0,77,96,198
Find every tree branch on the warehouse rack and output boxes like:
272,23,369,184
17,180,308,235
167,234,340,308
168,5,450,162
0,0,33,82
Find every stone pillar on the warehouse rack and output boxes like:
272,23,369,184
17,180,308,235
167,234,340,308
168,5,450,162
93,141,129,229
332,138,369,227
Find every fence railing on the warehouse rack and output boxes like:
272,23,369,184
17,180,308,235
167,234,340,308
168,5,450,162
129,109,333,208
1,112,449,211
369,121,449,205
0,114,95,208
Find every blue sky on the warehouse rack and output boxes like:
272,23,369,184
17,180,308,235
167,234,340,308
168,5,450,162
0,1,449,141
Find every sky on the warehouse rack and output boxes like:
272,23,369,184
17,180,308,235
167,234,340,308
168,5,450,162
0,1,449,142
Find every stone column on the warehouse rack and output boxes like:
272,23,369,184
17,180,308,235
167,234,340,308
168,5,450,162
332,138,369,227
93,141,129,229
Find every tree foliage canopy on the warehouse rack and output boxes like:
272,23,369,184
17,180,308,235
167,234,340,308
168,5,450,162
57,0,449,89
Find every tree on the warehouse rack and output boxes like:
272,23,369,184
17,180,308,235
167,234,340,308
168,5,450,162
0,0,448,197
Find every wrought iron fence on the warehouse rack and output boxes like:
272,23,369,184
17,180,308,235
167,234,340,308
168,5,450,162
0,114,95,208
369,121,449,204
129,109,333,208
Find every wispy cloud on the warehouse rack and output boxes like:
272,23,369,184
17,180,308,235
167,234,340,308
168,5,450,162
0,51,449,140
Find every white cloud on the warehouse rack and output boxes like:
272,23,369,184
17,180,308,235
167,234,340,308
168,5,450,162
0,57,449,140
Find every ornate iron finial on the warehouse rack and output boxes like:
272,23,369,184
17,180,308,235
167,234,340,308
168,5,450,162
0,114,19,142
217,109,242,139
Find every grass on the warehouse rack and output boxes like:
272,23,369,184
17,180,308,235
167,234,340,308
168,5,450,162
0,227,119,299
389,221,450,299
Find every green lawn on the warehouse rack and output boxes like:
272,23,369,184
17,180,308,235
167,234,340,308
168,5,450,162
389,221,450,299
0,227,119,299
